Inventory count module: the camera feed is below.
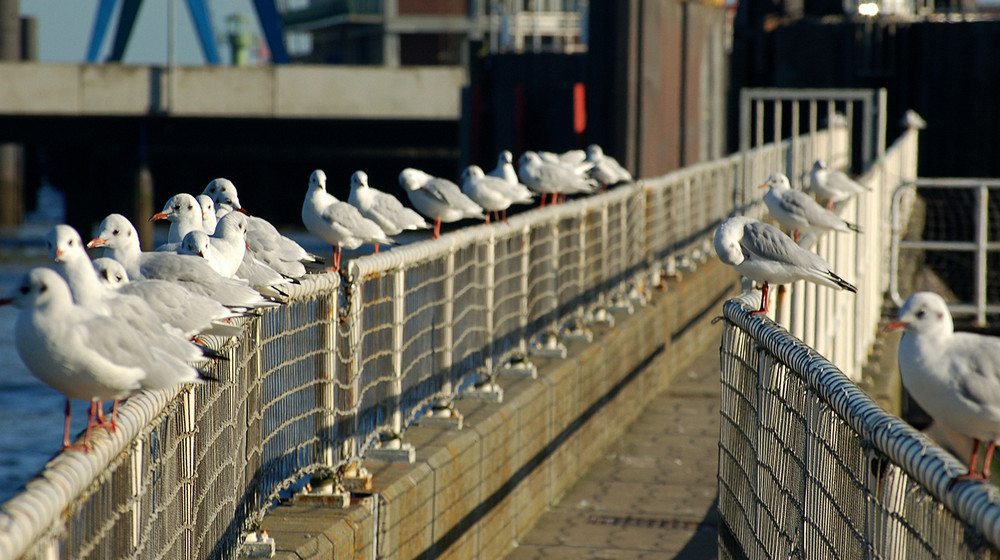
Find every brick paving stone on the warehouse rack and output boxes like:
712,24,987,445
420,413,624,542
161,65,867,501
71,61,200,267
503,328,723,560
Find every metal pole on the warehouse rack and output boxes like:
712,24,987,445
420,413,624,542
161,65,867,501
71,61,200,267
976,184,988,326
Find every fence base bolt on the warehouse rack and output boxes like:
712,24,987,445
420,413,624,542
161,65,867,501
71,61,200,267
460,382,504,403
531,331,568,358
499,359,538,379
239,531,275,558
419,406,465,429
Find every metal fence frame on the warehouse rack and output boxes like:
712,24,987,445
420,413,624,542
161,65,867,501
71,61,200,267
0,88,907,560
719,291,1000,559
890,178,1000,325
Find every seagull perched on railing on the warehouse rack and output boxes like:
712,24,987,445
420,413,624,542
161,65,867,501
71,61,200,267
461,164,534,223
0,268,215,450
888,291,1000,483
303,169,396,271
517,151,599,207
348,170,431,245
761,172,861,243
398,167,485,239
713,215,856,315
808,160,870,210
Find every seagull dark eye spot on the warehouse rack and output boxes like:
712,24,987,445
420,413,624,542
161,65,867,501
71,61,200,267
112,229,119,236
19,284,29,294
916,310,926,319
38,283,47,294
67,239,74,246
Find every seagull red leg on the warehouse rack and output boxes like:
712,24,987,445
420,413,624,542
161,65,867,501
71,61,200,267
374,243,380,254
750,282,770,315
954,439,985,482
433,218,442,239
982,440,996,479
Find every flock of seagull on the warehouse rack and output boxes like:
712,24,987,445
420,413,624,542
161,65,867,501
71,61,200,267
0,144,632,452
715,155,1000,485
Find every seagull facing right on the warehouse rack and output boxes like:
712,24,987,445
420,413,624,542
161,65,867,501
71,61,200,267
761,172,861,243
888,291,1000,483
0,268,213,450
348,170,431,242
808,160,871,210
713,216,856,315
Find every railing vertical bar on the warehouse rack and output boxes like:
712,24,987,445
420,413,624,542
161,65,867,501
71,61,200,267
317,293,337,466
976,184,989,327
441,247,455,399
391,268,405,439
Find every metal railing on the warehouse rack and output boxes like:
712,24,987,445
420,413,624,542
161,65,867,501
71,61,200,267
0,89,882,559
890,178,1000,326
718,291,1000,559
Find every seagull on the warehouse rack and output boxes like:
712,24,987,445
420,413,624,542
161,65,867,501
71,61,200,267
196,194,218,234
888,291,1000,482
206,211,249,278
585,144,632,188
46,224,217,366
461,164,533,223
93,257,244,339
518,151,599,207
87,213,280,311
761,172,861,243
901,109,927,130
398,167,485,239
151,193,204,246
203,178,322,277
0,268,214,450
348,170,430,249
808,160,870,210
713,216,857,315
303,169,396,271
179,228,291,298
488,150,520,185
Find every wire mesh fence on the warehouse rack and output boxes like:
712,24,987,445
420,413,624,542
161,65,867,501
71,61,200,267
0,89,904,560
719,292,1000,559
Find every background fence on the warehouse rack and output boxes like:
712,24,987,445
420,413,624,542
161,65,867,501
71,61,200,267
1,89,917,560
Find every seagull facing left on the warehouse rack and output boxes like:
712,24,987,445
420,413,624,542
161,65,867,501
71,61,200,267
0,268,214,451
714,215,856,315
888,291,1000,483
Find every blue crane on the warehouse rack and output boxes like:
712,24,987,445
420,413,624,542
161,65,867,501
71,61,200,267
86,0,289,64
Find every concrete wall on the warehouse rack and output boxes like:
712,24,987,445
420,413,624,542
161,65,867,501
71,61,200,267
0,62,466,119
259,256,736,559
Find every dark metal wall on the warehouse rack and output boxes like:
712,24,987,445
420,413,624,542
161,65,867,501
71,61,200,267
461,0,730,179
730,17,1000,177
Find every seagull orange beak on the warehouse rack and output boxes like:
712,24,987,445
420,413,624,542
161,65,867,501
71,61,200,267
758,182,769,189
86,237,106,249
0,297,12,306
150,212,170,222
885,320,907,333
237,207,250,216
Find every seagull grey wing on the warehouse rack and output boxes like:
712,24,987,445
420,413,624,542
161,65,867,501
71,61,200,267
780,190,843,228
429,178,483,213
372,190,430,230
828,171,871,194
740,221,824,269
321,202,387,241
951,335,1000,414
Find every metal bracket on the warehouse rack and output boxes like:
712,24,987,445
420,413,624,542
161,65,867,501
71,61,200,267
366,437,416,463
498,354,538,379
418,404,464,429
530,329,568,358
239,531,275,558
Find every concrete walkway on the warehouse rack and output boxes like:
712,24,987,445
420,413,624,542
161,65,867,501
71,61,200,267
503,330,722,559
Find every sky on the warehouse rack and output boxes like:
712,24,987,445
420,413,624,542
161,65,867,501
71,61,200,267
19,0,265,65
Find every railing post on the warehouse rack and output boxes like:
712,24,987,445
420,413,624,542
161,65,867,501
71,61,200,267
316,292,337,467
976,184,988,326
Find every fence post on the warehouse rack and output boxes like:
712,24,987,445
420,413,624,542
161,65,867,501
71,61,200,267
315,292,337,467
976,184,989,326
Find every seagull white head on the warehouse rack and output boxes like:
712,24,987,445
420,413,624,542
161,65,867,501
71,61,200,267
887,291,954,336
813,160,828,172
152,193,199,223
0,268,72,310
350,170,369,191
461,165,486,180
45,224,87,263
87,214,138,250
216,211,249,240
398,168,431,191
309,169,327,191
500,150,513,165
93,257,129,288
760,173,792,191
204,178,242,211
585,144,605,160
179,230,214,259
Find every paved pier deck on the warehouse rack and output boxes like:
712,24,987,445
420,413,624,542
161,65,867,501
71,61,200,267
504,331,721,559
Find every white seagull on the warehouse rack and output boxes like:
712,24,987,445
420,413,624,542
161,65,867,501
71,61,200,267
196,194,218,234
461,164,533,223
303,169,396,271
488,150,520,185
808,160,870,210
888,291,1000,482
348,170,430,247
714,216,857,315
398,167,485,239
518,151,599,206
585,144,632,188
0,268,213,450
761,172,861,243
